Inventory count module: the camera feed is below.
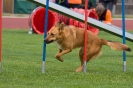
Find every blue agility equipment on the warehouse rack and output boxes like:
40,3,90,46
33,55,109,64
42,0,49,73
122,0,126,72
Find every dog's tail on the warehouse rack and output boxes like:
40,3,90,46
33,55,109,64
101,39,131,52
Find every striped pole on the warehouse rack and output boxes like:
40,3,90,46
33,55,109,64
121,0,126,72
83,0,88,73
42,0,49,73
0,0,2,73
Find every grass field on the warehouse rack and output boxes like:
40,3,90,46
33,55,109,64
0,29,133,88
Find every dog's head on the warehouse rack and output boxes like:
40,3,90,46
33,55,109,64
44,22,65,44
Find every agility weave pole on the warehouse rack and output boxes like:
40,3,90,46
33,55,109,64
27,0,133,42
0,0,2,73
83,0,88,73
121,0,126,72
42,0,49,73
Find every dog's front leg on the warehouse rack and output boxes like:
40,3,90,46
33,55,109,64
55,49,72,62
55,48,63,62
58,48,62,53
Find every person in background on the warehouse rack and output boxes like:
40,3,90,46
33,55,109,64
99,0,117,13
89,0,97,8
68,0,82,8
55,0,69,8
95,4,112,24
81,0,93,9
55,0,82,8
112,0,117,16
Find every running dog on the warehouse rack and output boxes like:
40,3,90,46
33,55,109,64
44,22,131,72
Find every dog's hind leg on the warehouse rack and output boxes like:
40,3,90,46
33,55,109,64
76,45,102,72
76,47,93,72
75,47,84,72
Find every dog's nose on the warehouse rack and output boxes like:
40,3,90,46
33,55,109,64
44,39,48,43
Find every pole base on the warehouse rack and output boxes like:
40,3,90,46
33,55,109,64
42,61,45,73
83,61,87,73
123,61,126,72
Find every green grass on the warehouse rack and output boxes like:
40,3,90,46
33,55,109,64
112,15,133,18
0,29,133,88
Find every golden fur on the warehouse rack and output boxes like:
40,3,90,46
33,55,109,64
44,22,131,72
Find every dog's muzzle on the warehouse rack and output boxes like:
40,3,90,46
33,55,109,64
44,39,54,44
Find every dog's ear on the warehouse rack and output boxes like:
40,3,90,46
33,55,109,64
54,22,60,27
59,22,65,31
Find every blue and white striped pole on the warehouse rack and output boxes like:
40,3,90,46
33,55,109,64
121,0,126,72
42,0,49,73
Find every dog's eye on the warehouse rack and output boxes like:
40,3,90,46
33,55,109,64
51,33,54,36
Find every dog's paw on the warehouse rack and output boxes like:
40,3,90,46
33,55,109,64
75,69,82,72
75,67,83,72
55,55,64,62
57,58,64,62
